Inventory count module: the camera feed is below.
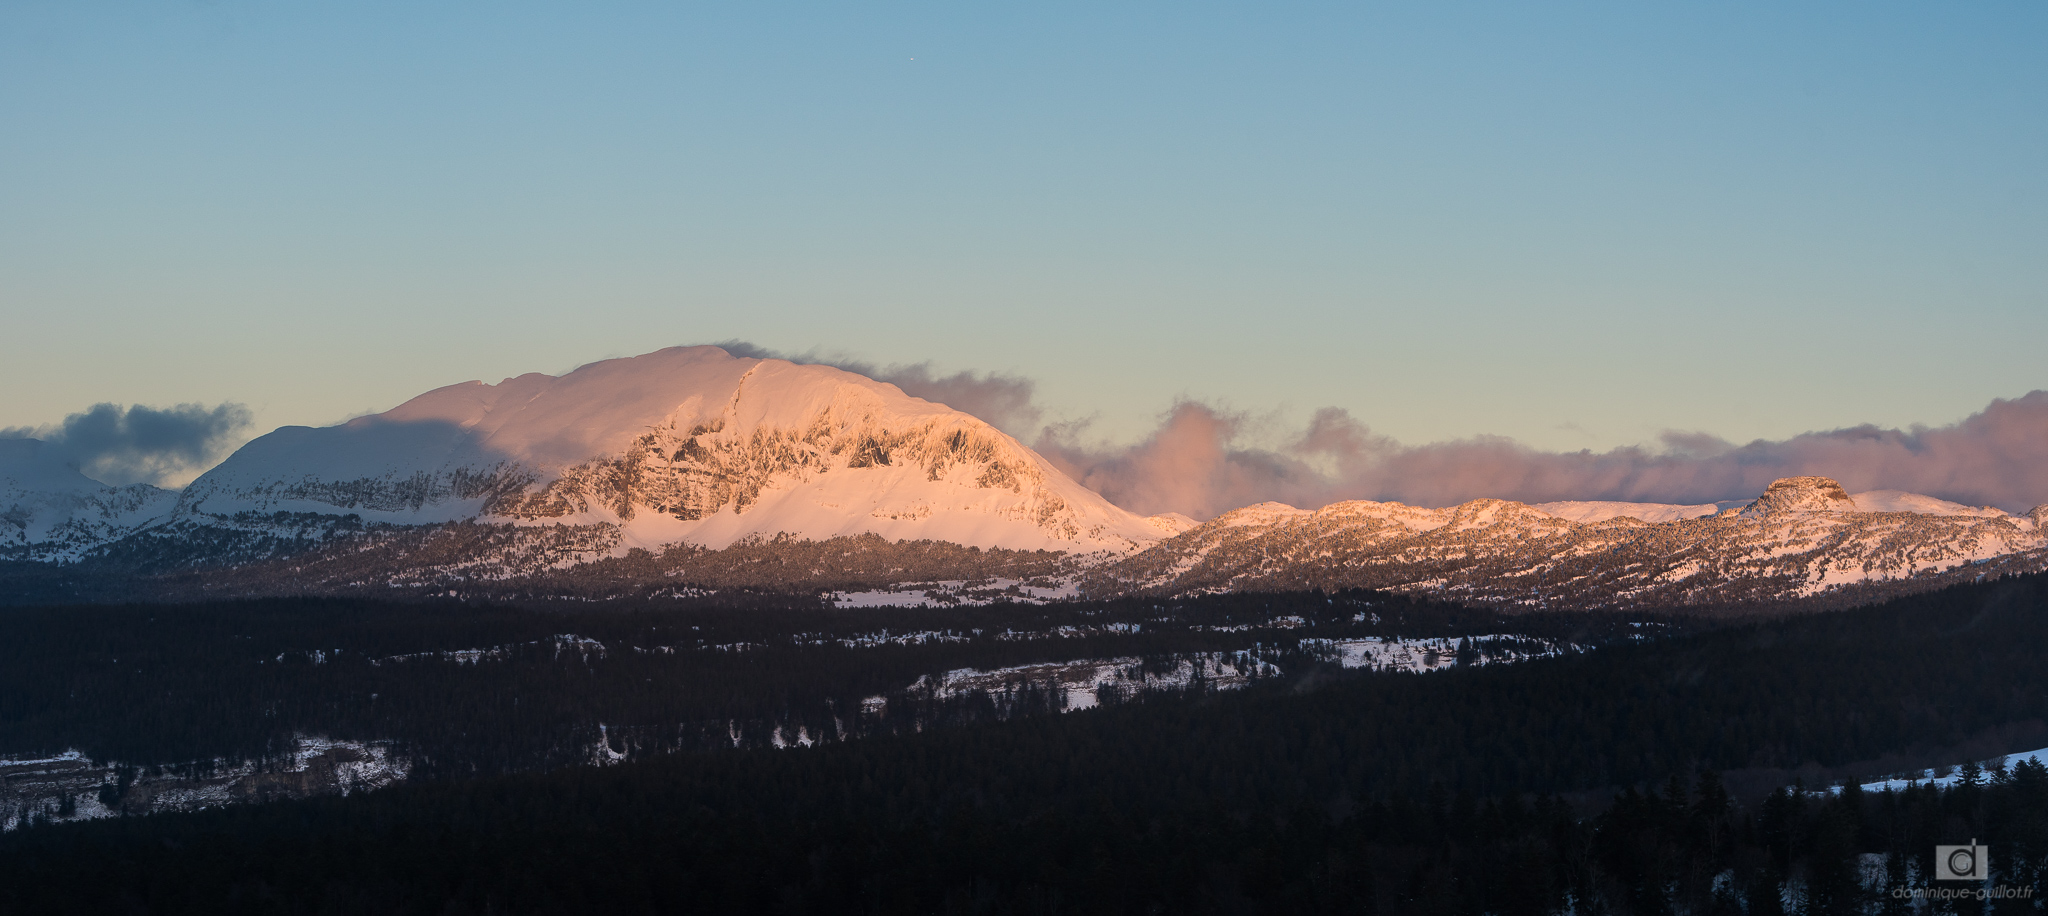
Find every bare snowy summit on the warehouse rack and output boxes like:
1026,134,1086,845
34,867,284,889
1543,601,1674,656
1531,501,1725,524
1849,490,2010,518
174,346,1167,553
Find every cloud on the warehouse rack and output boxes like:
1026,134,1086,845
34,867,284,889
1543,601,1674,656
713,340,1043,436
1040,393,2048,518
708,343,2048,518
0,402,254,487
1035,403,1337,521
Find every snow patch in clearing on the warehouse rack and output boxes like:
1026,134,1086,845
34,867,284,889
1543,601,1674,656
1847,745,2048,794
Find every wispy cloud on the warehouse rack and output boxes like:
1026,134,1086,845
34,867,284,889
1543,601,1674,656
713,340,1044,436
0,402,254,487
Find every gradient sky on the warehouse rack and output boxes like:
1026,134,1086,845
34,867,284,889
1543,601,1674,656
4,1,2044,460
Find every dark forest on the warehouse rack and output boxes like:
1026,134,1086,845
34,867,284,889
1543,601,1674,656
4,576,2047,913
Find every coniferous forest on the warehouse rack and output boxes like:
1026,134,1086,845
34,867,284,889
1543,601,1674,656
3,575,2047,913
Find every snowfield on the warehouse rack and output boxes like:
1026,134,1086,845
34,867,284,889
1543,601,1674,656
1,736,408,832
1848,745,2048,794
875,634,1583,713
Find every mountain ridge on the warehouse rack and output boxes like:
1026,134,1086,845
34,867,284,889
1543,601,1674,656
1081,476,2047,609
4,348,2045,610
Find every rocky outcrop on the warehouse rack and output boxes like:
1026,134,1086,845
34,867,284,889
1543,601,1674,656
492,395,1063,530
1738,476,1858,518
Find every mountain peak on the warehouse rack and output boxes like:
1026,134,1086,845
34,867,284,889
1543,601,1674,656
0,437,104,493
174,346,1169,552
1739,476,1857,518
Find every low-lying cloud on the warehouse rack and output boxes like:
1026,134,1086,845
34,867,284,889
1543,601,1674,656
1,402,254,487
718,343,2048,518
1039,394,2048,518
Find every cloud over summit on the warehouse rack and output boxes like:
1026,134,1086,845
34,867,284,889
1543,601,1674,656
713,341,1045,437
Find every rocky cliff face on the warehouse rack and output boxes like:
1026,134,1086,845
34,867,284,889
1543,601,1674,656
1739,475,1858,517
488,385,1077,534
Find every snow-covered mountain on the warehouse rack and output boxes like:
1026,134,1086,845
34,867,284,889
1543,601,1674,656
1082,476,2048,609
6,348,2046,611
172,346,1186,554
0,438,175,562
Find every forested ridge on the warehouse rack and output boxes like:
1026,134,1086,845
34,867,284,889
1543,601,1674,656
2,575,2047,911
0,590,1635,773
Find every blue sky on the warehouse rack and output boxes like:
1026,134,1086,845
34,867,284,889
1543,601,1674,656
4,1,2043,458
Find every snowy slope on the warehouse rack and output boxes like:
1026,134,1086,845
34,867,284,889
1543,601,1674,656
1852,746,2048,793
176,347,1176,553
1088,477,2048,609
1849,490,2011,518
0,438,176,560
1532,500,1725,524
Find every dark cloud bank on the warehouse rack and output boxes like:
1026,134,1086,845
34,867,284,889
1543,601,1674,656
1,402,253,487
723,342,2048,519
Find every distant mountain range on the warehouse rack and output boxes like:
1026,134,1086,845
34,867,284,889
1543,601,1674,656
5,347,2044,609
1084,476,2047,609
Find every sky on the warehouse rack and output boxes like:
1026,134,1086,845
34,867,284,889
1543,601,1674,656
3,2,2044,495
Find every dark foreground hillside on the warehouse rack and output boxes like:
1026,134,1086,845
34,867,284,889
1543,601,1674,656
8,752,2047,914
5,574,2048,913
0,590,1620,775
